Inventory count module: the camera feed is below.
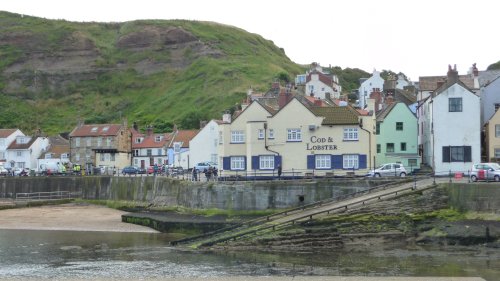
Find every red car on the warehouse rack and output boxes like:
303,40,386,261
147,166,155,174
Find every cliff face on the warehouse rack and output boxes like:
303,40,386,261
0,12,301,134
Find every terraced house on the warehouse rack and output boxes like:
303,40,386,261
217,97,375,178
69,122,131,173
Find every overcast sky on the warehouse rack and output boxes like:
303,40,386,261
1,0,499,81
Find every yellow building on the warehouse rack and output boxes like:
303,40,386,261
218,98,375,177
485,109,500,161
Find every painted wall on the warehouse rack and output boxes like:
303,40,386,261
0,129,24,164
431,84,481,174
480,77,500,126
376,103,420,170
485,109,500,160
358,70,384,109
189,120,219,166
305,73,335,100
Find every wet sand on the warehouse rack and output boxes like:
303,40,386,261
0,203,157,233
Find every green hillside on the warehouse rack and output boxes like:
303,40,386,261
0,11,304,134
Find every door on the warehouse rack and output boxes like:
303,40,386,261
140,160,145,169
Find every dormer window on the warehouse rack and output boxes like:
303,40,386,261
135,137,143,143
102,126,109,132
91,127,98,133
45,153,52,159
155,135,162,142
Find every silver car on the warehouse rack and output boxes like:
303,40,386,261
470,163,500,182
366,163,407,177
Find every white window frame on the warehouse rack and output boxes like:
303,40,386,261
218,131,223,145
155,136,162,142
495,148,500,158
230,156,245,170
496,125,500,138
259,155,275,170
343,154,359,169
157,148,162,156
86,137,91,147
343,128,358,141
231,130,245,143
16,151,22,157
315,155,331,169
106,137,112,147
258,129,264,139
97,137,102,147
287,129,302,142
75,137,80,147
268,129,275,139
75,153,80,162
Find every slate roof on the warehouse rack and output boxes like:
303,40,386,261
69,124,123,137
0,129,18,138
376,102,397,122
395,88,417,105
311,106,360,125
418,75,475,91
479,70,500,87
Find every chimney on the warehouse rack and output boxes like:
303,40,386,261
133,121,138,131
472,63,479,89
278,88,292,109
222,111,232,123
369,88,382,112
146,125,153,136
447,64,459,83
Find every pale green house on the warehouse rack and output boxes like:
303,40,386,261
375,102,420,171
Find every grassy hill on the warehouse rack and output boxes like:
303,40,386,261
0,11,304,134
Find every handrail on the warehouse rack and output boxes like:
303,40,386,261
170,178,416,246
15,191,81,201
196,184,436,247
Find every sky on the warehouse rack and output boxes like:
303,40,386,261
1,0,499,81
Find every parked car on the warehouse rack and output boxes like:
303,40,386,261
194,162,218,172
366,163,407,177
122,166,139,175
13,167,29,176
0,165,8,176
470,163,500,182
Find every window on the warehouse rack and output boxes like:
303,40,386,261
16,151,22,157
45,153,52,159
231,130,245,143
269,129,275,139
495,149,500,158
133,149,139,156
343,128,358,141
213,138,218,147
155,136,162,142
91,127,98,133
61,153,69,159
396,122,403,131
86,137,91,146
0,152,5,159
343,154,359,169
259,155,275,170
258,129,264,139
377,144,381,153
75,137,80,147
157,149,162,156
287,129,302,142
147,149,152,156
218,131,223,145
401,142,407,151
211,154,218,164
75,153,80,162
106,137,112,146
135,137,143,144
449,98,462,112
496,125,500,138
102,126,109,132
442,146,472,162
231,156,245,170
315,155,331,169
376,123,380,135
134,159,138,165
110,153,115,161
97,137,102,147
173,143,181,153
100,153,105,161
495,103,500,112
387,143,395,153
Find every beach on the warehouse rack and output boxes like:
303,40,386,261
0,202,157,233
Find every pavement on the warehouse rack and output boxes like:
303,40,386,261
0,278,487,281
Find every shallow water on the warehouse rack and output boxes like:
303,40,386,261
0,229,499,280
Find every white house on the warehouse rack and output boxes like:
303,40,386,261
167,129,199,169
37,135,70,172
0,129,25,167
131,125,171,169
479,75,500,127
189,120,220,167
358,70,384,109
6,135,50,171
420,65,481,175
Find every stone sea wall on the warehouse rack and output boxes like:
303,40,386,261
0,176,390,210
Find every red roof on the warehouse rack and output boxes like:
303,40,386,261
170,130,199,148
69,124,123,137
133,133,172,149
0,129,18,138
7,136,37,150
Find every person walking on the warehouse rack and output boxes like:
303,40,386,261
192,168,198,181
277,164,282,180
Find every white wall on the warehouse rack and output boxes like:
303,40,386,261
305,74,335,100
358,71,384,109
189,120,219,166
0,129,25,164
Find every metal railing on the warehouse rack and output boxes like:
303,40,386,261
15,191,81,202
